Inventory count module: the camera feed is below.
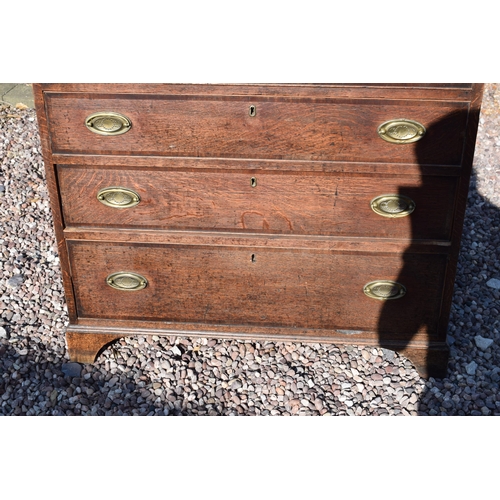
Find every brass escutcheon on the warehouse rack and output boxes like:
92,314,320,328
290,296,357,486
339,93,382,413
370,194,415,218
251,177,257,188
85,112,132,136
249,105,257,117
377,119,426,144
106,272,148,291
97,187,141,209
363,280,406,300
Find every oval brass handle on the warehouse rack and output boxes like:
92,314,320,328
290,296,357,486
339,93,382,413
106,272,147,291
363,280,406,300
97,187,141,208
85,112,132,136
377,119,425,144
370,194,415,218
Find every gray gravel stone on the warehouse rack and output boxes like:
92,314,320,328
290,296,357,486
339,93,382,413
170,346,182,356
381,348,395,362
230,379,242,390
474,335,494,351
486,278,500,289
7,275,24,287
466,361,478,376
61,363,82,378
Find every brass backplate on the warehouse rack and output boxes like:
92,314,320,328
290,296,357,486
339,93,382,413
377,119,426,144
97,187,141,209
370,194,415,218
106,272,148,291
85,112,132,136
363,280,406,300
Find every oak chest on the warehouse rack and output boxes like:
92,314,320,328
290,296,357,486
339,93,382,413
34,83,484,378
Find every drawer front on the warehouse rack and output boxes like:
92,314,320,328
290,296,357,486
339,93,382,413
68,241,448,338
46,93,468,165
59,166,457,240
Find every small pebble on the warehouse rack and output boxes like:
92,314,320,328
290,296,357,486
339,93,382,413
170,346,182,356
61,363,82,378
486,278,500,289
466,361,478,376
475,335,494,351
7,275,24,287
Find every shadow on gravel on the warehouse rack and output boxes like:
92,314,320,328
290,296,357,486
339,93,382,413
0,337,278,416
377,109,500,415
417,178,500,415
0,339,174,416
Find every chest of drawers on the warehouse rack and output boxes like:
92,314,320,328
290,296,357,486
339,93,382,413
33,83,484,379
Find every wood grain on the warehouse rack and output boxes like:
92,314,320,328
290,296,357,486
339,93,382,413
58,166,457,239
38,83,474,101
66,331,124,363
64,228,451,254
52,155,464,177
46,94,468,164
67,240,448,338
65,321,450,378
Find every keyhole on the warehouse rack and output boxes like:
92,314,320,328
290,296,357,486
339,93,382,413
251,254,256,263
251,177,257,188
249,105,256,117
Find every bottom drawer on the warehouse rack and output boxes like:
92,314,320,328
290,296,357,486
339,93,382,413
68,241,448,338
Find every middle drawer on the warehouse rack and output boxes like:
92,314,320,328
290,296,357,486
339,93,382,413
59,166,457,240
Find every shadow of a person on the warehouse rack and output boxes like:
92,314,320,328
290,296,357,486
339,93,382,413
376,102,484,380
428,181,500,414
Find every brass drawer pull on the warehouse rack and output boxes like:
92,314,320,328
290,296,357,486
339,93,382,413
363,280,406,300
85,112,132,136
97,187,140,208
370,194,415,218
106,272,147,291
377,119,426,144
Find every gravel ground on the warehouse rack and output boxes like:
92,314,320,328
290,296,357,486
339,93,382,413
1,86,499,416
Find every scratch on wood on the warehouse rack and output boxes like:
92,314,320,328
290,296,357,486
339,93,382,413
204,304,211,320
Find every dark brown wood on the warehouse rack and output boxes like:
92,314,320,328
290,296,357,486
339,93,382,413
38,83,474,101
46,93,468,165
52,155,464,177
67,240,448,339
66,331,125,363
33,83,485,380
69,317,428,343
64,228,451,254
67,321,449,379
58,165,457,240
393,343,450,379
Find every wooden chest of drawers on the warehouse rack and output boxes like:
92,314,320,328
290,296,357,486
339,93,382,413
33,83,484,379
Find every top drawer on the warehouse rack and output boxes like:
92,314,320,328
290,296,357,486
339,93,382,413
45,93,469,165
